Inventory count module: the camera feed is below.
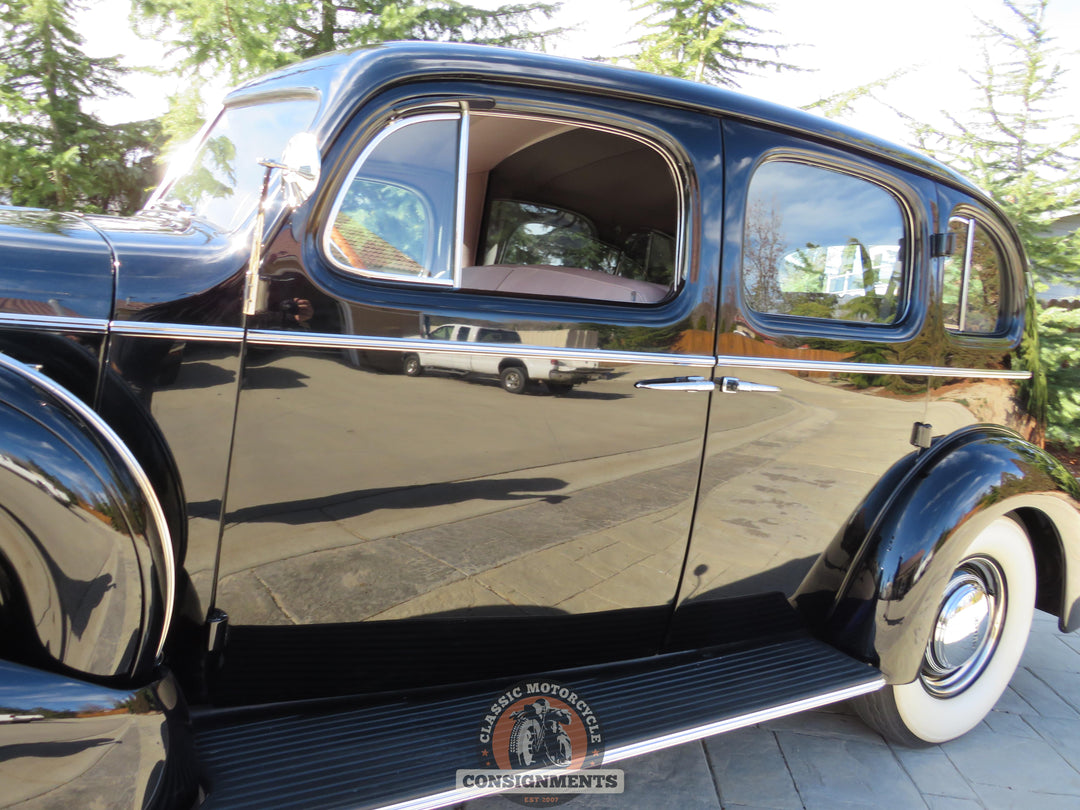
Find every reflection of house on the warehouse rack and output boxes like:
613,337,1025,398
819,244,900,298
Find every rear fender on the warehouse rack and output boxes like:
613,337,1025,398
794,425,1080,683
0,355,173,682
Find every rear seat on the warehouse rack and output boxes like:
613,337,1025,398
460,264,668,304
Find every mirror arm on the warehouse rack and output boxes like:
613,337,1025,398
242,162,276,318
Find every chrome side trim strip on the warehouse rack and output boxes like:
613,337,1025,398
0,354,176,662
601,677,885,765
374,677,884,810
0,313,1031,379
245,328,717,368
716,354,1032,380
0,313,109,334
109,321,246,343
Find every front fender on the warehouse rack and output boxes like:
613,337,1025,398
0,355,173,682
795,425,1080,684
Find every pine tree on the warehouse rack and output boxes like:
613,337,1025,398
627,0,796,87
907,0,1080,449
0,0,160,212
132,0,563,83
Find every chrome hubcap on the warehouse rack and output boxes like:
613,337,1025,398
921,557,1006,697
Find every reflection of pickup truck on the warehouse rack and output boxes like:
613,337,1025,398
402,323,608,394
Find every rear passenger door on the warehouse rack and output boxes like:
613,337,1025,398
671,120,935,639
211,83,724,701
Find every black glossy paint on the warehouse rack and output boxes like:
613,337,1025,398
0,208,114,322
0,360,169,681
796,425,1080,682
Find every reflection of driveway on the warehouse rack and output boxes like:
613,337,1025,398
0,715,164,808
686,365,927,601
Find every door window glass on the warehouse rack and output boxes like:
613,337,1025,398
743,161,906,323
327,114,460,282
943,216,1005,333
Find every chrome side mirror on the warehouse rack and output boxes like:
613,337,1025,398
259,132,321,209
278,132,320,208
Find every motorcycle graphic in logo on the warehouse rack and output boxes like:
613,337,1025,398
460,679,622,805
509,698,573,769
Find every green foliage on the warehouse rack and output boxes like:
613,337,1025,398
627,0,796,86
802,69,907,120
907,0,1079,447
132,0,563,83
0,0,162,213
1039,304,1080,448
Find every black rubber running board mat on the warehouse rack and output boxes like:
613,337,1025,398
194,635,882,809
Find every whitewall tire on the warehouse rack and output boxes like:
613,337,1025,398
855,515,1036,746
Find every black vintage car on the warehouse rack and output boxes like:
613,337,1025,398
0,41,1077,809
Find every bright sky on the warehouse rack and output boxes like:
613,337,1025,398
78,0,1080,149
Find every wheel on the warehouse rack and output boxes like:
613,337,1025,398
854,515,1035,745
547,382,574,396
547,729,572,767
403,354,423,377
509,717,541,768
500,365,527,394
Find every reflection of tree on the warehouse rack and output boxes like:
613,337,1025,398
743,201,786,314
589,320,688,352
339,179,427,267
169,134,236,209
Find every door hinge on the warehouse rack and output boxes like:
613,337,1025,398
207,608,229,654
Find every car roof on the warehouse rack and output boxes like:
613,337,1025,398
225,41,981,200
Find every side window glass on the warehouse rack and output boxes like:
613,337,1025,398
327,114,460,282
943,216,1004,333
743,161,906,324
324,103,684,305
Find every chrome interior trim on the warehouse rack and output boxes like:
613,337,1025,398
0,313,109,334
373,677,884,810
110,321,246,343
245,328,716,368
0,354,176,661
716,354,1032,380
454,103,469,287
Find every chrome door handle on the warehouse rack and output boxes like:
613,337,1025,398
634,376,716,392
719,376,781,394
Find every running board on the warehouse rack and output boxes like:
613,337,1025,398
194,634,883,809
